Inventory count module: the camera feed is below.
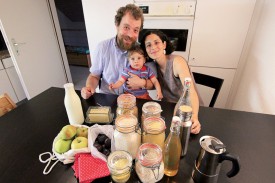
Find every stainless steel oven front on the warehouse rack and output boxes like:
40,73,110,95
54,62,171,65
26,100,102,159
135,0,196,61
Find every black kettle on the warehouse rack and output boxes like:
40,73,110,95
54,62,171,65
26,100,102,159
192,136,240,183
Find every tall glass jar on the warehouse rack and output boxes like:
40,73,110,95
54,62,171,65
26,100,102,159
135,143,164,183
141,102,162,128
107,150,133,183
142,117,166,150
116,94,138,118
114,114,141,159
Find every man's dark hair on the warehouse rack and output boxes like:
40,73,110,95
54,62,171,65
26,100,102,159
115,4,144,30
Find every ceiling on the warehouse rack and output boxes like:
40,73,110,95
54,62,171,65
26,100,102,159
54,0,84,22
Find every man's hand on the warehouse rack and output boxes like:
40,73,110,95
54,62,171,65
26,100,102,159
81,86,95,99
126,72,145,89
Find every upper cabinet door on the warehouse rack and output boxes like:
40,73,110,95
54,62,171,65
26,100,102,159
189,0,256,68
0,0,69,99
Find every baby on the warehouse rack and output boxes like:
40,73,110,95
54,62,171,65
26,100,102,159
109,45,163,100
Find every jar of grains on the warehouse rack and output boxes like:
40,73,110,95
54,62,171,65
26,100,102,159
107,150,133,183
116,94,138,118
142,117,166,150
141,102,162,128
135,143,164,183
114,114,141,159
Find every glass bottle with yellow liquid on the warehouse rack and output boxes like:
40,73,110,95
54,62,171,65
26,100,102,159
163,116,182,176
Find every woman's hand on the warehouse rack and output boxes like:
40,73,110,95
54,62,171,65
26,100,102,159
191,118,201,134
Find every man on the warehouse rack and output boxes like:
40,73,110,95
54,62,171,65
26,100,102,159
81,4,153,99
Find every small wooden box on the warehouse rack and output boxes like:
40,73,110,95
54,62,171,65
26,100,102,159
0,93,16,116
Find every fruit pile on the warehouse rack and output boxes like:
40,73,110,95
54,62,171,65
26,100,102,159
94,134,111,156
54,125,89,154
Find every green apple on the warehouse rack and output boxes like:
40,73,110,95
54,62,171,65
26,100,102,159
76,127,88,138
71,137,88,149
60,125,77,140
54,139,72,154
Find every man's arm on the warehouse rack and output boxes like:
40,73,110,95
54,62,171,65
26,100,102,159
81,74,100,99
126,73,154,90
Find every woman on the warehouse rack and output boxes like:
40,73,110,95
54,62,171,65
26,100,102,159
140,30,201,134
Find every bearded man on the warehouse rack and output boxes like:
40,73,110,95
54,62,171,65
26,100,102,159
81,4,154,99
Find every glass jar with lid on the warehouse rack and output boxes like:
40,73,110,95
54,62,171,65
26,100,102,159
141,102,162,128
116,94,138,118
107,150,133,183
135,143,164,183
114,114,141,159
142,117,166,150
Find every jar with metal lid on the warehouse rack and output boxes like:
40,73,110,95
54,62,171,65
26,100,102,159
116,94,138,118
107,150,133,183
114,114,141,159
141,102,162,128
135,143,164,183
142,117,166,150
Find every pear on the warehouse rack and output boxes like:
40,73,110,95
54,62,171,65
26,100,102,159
60,125,77,140
54,139,72,154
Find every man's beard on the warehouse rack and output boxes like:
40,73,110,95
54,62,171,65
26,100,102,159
117,35,136,51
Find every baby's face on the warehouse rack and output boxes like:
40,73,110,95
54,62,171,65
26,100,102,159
128,52,145,70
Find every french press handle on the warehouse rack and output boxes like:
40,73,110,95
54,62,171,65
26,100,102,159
219,152,240,178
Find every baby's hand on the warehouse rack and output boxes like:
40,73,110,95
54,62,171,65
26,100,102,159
157,92,163,100
109,83,114,90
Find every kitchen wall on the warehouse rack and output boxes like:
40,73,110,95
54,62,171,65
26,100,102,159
230,0,275,115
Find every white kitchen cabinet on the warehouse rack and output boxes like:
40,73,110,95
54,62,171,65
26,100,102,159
189,0,256,68
0,69,18,103
190,66,236,108
188,0,255,108
0,57,26,103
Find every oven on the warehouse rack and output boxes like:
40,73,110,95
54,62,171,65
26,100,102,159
135,0,196,61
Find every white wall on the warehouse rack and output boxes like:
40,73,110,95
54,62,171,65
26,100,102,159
82,0,132,53
231,0,275,115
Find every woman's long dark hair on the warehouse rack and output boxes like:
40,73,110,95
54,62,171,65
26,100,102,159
140,30,175,61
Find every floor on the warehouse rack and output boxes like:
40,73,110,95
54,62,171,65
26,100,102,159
69,65,90,90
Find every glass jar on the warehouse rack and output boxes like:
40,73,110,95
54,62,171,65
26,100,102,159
135,143,164,183
141,102,162,128
142,117,166,150
114,114,141,159
116,94,138,118
107,150,133,183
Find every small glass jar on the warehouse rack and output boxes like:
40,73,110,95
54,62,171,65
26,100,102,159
116,94,138,118
114,114,141,159
142,117,166,150
135,143,164,183
141,102,162,128
107,150,133,183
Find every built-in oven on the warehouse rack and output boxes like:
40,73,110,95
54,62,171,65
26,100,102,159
135,0,196,61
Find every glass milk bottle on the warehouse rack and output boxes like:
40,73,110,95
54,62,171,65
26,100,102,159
173,77,193,157
64,83,84,125
173,77,192,121
163,116,182,177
